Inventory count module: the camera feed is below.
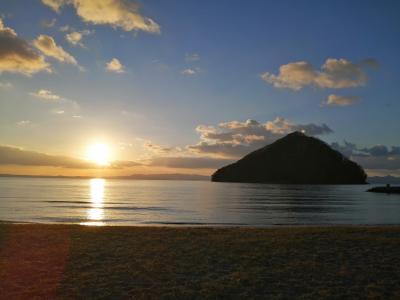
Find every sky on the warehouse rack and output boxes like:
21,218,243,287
0,0,400,177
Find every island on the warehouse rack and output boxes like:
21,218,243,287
367,185,400,194
211,131,367,184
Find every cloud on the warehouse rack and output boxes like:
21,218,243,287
322,94,360,107
16,120,31,126
0,145,96,169
332,143,400,158
41,0,65,13
29,89,80,114
33,34,78,66
330,141,358,158
140,118,332,170
331,142,400,170
59,25,70,32
65,29,92,47
30,89,61,101
0,81,13,89
41,0,160,34
261,58,378,90
41,18,57,28
142,139,235,169
188,142,255,159
142,118,398,173
363,145,390,157
52,109,65,114
0,19,50,75
106,58,125,73
181,68,200,76
144,142,181,155
65,31,82,45
266,118,333,136
188,117,333,158
109,160,142,168
0,145,141,169
185,53,200,62
148,156,233,169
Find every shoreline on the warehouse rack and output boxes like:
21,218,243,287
2,220,400,228
1,224,400,299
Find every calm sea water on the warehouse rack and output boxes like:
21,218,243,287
0,177,399,226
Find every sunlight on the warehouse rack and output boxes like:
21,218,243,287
90,178,104,206
82,178,105,226
88,208,103,221
86,143,111,166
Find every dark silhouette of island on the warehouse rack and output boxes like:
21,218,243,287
212,131,367,184
367,185,400,194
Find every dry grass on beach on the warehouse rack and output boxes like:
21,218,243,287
1,224,400,299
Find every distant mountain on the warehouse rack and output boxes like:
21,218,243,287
367,176,400,184
212,131,367,184
0,173,209,181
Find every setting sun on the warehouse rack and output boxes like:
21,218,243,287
86,143,111,166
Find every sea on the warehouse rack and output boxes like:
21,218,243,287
0,176,399,226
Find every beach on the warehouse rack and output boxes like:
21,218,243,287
1,224,400,299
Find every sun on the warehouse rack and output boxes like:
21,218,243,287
86,143,111,166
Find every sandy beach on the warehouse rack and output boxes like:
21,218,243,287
1,224,400,299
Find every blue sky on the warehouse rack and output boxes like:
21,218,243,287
0,0,399,176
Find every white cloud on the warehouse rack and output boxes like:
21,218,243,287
65,29,92,47
52,109,65,114
181,68,200,76
65,31,82,46
0,19,50,75
33,34,79,66
188,117,333,158
41,0,160,34
141,118,333,170
261,58,378,90
29,89,79,115
59,25,70,32
106,58,125,73
41,0,65,13
181,68,196,75
322,94,360,107
30,89,61,101
16,120,31,126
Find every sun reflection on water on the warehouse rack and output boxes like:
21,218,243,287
82,178,105,226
